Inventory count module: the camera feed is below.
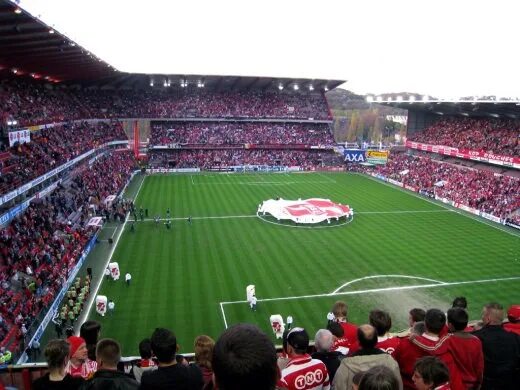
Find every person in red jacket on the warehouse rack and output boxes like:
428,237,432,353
446,308,483,389
504,304,520,335
369,309,400,354
330,301,358,354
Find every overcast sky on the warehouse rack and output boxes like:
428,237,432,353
16,0,520,98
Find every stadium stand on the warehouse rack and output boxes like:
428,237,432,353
408,118,520,157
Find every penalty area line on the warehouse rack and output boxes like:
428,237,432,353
219,275,520,306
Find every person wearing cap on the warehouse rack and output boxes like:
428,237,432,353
277,327,330,390
472,302,520,389
504,304,520,335
333,324,402,390
66,336,98,379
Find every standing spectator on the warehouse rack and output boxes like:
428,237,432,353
311,329,343,382
125,273,131,286
446,308,483,389
33,339,84,390
80,321,101,362
66,336,97,379
278,327,330,390
334,325,402,390
472,302,520,389
132,338,157,384
369,310,400,354
504,305,520,336
140,327,203,390
412,357,450,390
193,335,215,389
331,301,359,354
107,300,115,315
213,324,278,390
79,338,138,390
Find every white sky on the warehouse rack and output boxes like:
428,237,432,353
16,0,520,98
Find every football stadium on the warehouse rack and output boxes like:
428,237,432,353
0,1,519,389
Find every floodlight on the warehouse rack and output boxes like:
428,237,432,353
409,95,416,102
396,96,403,102
278,84,284,90
14,8,22,14
12,68,17,74
309,85,314,91
293,84,299,90
49,29,54,34
324,86,329,91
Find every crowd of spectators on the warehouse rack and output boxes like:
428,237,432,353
149,122,335,146
0,121,127,196
408,118,520,157
0,151,135,352
1,77,331,126
23,298,520,390
149,149,343,170
357,153,520,219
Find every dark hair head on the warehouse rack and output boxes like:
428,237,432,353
447,307,469,331
194,335,215,370
357,324,378,349
452,297,467,309
359,365,399,390
411,321,426,336
409,308,426,323
212,324,277,390
424,309,446,335
138,338,153,360
80,320,101,361
151,328,177,363
369,310,392,336
44,339,70,370
96,338,121,368
413,356,449,387
326,321,344,338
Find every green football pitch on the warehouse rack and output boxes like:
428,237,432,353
84,172,519,356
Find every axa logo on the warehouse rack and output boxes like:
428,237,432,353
294,369,324,389
344,153,365,162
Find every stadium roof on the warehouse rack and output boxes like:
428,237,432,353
372,99,520,120
0,0,344,90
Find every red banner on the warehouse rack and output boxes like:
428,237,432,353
405,141,520,169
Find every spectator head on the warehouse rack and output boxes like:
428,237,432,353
150,328,178,364
80,320,101,361
357,324,378,350
447,307,469,332
286,327,309,355
507,305,520,323
424,309,446,335
44,339,70,372
95,338,121,369
369,310,392,336
412,356,450,390
67,336,87,364
138,338,153,360
408,308,426,327
352,371,365,390
212,323,278,390
326,321,345,338
194,335,214,370
332,301,348,321
359,365,400,390
451,296,467,309
481,302,504,326
411,321,426,336
314,329,334,352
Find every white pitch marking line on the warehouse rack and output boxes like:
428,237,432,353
330,274,446,294
80,175,147,326
220,302,229,329
219,276,520,306
356,210,451,215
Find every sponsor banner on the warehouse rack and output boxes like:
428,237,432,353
505,221,520,230
0,212,9,226
344,150,366,163
480,212,502,223
366,150,389,165
19,232,99,364
404,184,418,192
454,203,480,215
287,166,302,172
387,178,403,187
36,181,61,199
8,130,31,147
146,168,201,173
405,141,520,169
